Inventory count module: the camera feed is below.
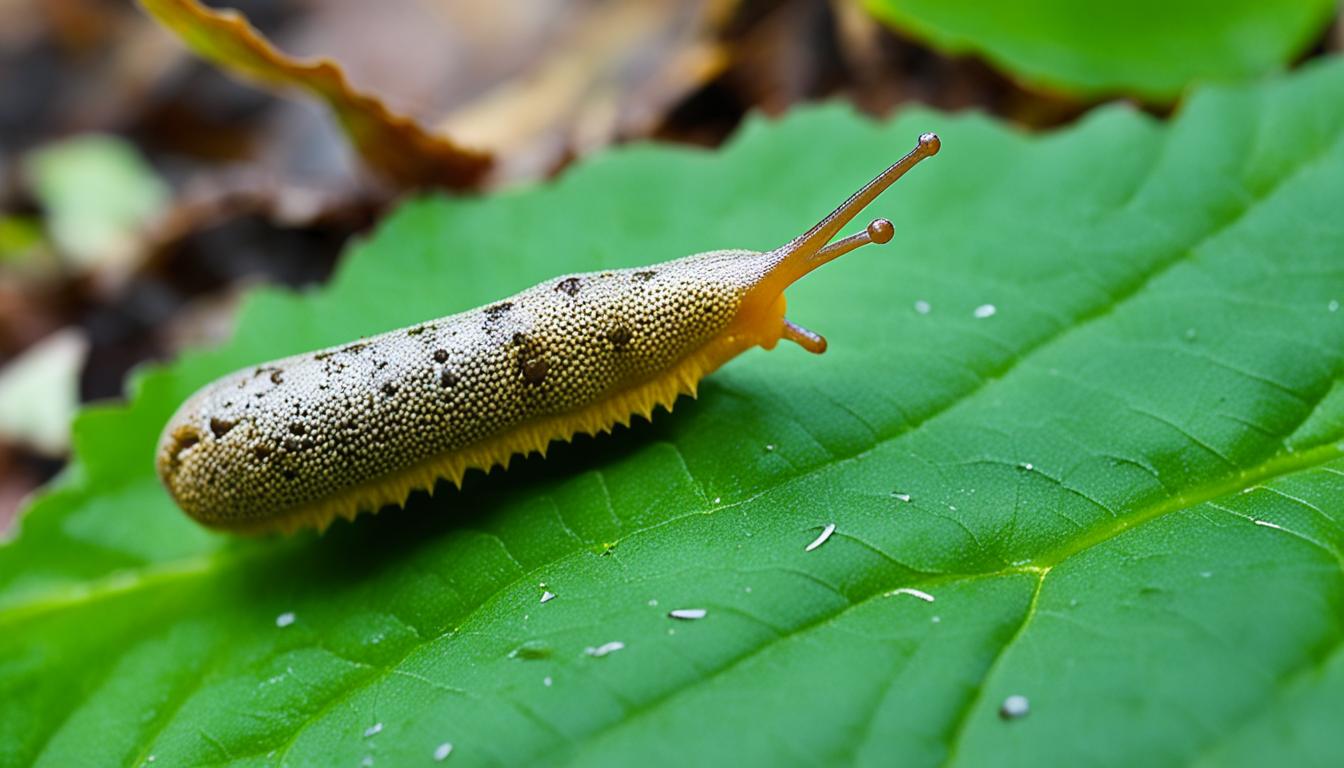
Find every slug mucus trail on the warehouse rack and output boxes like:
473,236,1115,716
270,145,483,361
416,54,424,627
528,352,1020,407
158,133,941,534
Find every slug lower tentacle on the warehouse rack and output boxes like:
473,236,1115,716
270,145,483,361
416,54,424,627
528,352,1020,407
157,133,941,534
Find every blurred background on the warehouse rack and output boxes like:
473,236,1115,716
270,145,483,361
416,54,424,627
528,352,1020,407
1,0,1341,533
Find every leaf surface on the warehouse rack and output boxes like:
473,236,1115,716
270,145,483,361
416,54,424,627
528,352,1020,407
863,0,1338,99
4,59,1344,767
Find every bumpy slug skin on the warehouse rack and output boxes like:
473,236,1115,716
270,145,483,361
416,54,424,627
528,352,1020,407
157,134,941,534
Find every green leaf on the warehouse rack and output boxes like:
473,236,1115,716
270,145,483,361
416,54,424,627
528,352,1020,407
4,58,1344,767
862,0,1338,100
25,135,168,271
0,329,88,456
0,215,46,265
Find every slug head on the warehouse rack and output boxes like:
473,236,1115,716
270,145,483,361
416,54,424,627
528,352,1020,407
729,132,940,354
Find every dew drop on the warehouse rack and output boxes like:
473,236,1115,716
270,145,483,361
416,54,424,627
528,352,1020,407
275,612,296,628
1330,299,1340,313
540,590,556,604
509,640,553,660
885,587,935,602
973,303,997,319
931,615,941,624
668,608,708,620
434,742,454,761
364,722,383,738
765,443,776,452
543,676,553,687
1020,462,1034,471
914,299,931,315
647,598,659,607
891,491,912,502
713,497,721,504
585,641,625,658
805,523,836,552
999,694,1030,720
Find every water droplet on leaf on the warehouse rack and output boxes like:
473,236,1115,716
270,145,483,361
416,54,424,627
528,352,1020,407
999,694,1030,720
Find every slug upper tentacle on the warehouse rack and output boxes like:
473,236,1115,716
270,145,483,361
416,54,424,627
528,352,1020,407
157,133,941,534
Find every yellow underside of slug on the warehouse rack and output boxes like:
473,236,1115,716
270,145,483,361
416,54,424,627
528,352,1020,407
223,328,767,535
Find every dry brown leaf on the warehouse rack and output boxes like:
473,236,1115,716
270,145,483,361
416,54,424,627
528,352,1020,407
138,0,492,189
441,0,732,182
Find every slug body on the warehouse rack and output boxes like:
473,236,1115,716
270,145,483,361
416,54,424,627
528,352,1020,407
158,134,941,533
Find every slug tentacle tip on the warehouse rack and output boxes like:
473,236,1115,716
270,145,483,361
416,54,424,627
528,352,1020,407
761,133,940,295
782,320,827,354
750,133,939,352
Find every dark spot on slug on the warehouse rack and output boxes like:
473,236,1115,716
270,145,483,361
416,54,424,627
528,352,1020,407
170,427,200,461
607,325,633,349
343,342,368,354
314,351,334,361
283,438,303,452
289,423,306,436
302,438,315,450
269,370,284,385
376,360,388,370
633,270,656,282
439,369,459,388
253,445,272,460
556,277,581,296
407,325,428,336
283,469,298,480
522,357,549,384
485,302,514,320
382,383,399,396
433,349,448,363
209,418,236,438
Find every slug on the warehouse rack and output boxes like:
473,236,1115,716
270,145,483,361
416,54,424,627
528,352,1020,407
158,133,941,534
